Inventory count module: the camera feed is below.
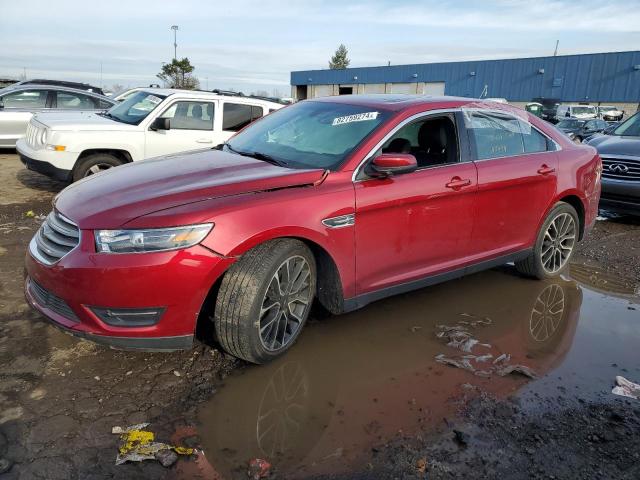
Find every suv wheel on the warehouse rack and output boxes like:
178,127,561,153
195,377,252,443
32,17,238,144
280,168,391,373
73,153,123,181
214,239,316,364
515,202,579,280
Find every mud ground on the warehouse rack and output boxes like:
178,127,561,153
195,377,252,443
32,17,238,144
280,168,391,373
1,152,639,479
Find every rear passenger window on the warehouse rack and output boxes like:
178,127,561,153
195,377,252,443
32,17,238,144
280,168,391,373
159,101,214,130
521,123,550,153
223,103,263,131
56,91,98,109
466,112,524,159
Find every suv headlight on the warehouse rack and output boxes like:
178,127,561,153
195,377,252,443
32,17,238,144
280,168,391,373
95,224,213,253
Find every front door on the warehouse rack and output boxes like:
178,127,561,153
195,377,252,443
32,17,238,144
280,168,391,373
354,112,478,295
464,110,559,260
145,100,217,158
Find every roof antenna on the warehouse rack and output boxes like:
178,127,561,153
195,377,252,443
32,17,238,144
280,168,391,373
553,40,559,56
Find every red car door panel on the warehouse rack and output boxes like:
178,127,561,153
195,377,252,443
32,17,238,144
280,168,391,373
470,152,559,259
354,162,478,295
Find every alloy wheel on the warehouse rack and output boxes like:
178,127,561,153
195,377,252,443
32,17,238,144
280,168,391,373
259,255,312,352
85,163,113,176
541,212,576,274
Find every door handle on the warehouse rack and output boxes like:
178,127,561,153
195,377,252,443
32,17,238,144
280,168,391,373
445,177,472,190
196,138,213,144
537,165,555,175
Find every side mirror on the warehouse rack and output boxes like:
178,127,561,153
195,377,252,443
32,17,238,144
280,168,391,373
150,117,170,131
367,153,418,178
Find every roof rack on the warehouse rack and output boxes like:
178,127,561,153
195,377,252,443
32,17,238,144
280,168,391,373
211,89,289,105
17,79,105,95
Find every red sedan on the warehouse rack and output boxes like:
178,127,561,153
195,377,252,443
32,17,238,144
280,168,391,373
24,95,601,363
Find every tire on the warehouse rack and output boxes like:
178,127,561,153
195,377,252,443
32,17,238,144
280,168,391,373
72,153,123,182
515,202,579,280
214,239,316,364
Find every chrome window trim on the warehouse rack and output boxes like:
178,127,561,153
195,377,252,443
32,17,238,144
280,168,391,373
352,108,462,182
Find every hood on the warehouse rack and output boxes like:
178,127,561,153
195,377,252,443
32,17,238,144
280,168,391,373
572,113,597,119
33,111,136,131
588,135,640,157
55,149,326,229
559,126,581,135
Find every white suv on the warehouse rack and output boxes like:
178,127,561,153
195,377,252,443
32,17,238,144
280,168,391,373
16,89,284,182
555,104,597,121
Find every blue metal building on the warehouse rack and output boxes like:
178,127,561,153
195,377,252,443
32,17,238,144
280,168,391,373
290,51,640,103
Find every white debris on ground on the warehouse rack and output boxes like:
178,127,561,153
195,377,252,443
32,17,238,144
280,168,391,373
434,313,537,379
612,376,640,400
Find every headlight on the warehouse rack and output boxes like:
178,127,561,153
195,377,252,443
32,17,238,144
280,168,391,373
95,224,213,253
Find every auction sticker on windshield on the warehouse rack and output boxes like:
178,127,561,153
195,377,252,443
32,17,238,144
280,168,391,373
147,95,163,105
332,111,379,126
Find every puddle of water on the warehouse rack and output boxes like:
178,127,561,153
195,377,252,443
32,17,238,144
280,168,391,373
195,265,640,478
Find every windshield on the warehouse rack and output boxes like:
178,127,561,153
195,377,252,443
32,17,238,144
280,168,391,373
599,106,616,112
572,106,596,115
557,119,585,129
106,91,166,125
226,101,390,170
613,112,640,137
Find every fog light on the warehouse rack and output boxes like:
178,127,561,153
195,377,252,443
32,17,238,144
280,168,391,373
90,306,165,327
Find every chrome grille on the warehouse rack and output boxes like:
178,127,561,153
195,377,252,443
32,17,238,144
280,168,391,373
31,210,80,264
27,278,78,321
601,157,640,182
25,120,45,149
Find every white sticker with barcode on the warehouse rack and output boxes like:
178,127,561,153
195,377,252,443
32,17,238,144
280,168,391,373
332,111,379,126
147,95,163,105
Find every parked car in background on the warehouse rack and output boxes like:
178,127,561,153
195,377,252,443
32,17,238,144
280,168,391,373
555,104,598,121
24,95,601,362
525,102,544,118
0,84,115,148
597,105,624,122
532,97,561,123
485,98,508,104
586,112,640,215
16,89,284,181
557,118,608,143
16,79,105,96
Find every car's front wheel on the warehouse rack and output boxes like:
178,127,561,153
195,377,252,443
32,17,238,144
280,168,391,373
214,239,316,364
73,153,123,181
515,202,579,280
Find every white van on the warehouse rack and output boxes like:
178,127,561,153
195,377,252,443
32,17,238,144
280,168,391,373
555,104,597,121
16,89,284,182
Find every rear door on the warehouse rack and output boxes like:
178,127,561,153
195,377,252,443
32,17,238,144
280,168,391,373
464,110,559,259
145,100,217,157
0,88,49,147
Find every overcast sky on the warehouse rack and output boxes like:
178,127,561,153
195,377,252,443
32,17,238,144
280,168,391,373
1,0,639,94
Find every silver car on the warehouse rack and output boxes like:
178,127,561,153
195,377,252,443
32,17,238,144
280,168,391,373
0,84,116,148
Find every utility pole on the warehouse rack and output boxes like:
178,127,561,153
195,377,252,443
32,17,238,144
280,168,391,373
100,62,103,87
171,25,179,60
553,40,559,56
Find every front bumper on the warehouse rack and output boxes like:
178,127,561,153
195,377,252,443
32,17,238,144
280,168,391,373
16,139,76,182
25,234,236,351
600,178,640,215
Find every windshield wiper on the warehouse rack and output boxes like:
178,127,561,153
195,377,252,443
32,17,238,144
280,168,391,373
99,111,124,123
223,143,288,167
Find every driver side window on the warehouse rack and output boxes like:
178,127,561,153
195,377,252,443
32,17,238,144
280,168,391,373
380,115,459,169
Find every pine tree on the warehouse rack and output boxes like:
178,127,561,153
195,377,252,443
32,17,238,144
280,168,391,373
329,44,350,70
157,58,200,90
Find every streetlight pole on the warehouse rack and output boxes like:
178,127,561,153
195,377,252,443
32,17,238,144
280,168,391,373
171,25,179,60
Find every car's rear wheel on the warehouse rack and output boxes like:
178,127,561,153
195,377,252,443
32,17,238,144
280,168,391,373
214,239,316,364
515,202,579,280
73,153,123,181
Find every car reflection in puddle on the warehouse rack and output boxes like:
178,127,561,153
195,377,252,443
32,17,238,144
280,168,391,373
191,267,600,478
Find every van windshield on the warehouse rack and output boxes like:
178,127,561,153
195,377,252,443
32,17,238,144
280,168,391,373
572,106,596,115
225,101,390,170
106,91,167,125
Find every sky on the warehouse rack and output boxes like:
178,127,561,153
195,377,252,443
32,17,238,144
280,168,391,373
1,0,639,95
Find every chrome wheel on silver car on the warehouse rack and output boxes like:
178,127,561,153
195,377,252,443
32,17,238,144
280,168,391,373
259,256,313,352
541,212,577,274
85,163,113,176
